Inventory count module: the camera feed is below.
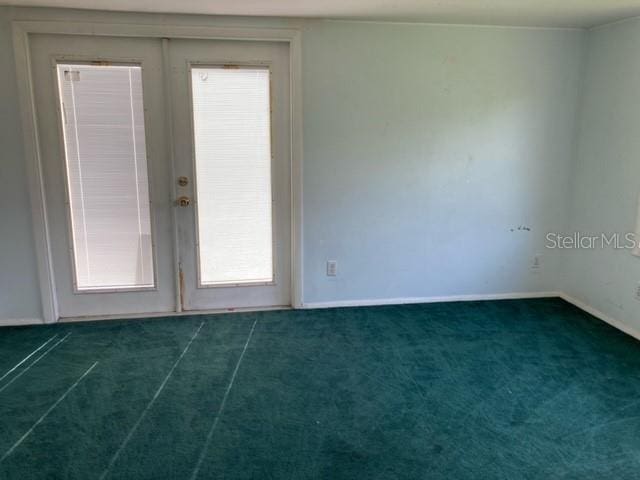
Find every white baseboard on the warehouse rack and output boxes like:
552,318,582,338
301,291,561,309
304,291,640,344
3,293,638,345
59,305,290,324
558,292,640,342
0,318,44,327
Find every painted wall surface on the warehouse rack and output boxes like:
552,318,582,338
0,9,42,320
301,21,584,303
0,7,585,319
562,18,640,332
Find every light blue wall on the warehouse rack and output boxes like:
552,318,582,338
0,8,41,320
0,7,586,319
301,21,585,303
563,18,640,331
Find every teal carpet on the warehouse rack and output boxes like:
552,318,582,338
1,298,640,479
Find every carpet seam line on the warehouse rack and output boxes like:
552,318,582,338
0,334,59,384
98,320,205,480
189,318,258,480
0,333,71,394
0,361,99,463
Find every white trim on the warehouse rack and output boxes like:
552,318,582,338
0,318,45,327
289,29,304,308
12,20,304,321
301,291,560,309
12,21,302,42
559,292,640,342
186,61,278,292
0,293,559,326
58,305,291,324
323,18,584,32
4,292,640,348
12,23,58,324
161,38,183,313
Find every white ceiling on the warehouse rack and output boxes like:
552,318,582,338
3,0,640,28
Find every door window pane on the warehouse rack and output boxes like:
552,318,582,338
57,64,154,290
191,67,273,285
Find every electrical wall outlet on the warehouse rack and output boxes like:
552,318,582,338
531,254,542,270
635,283,640,302
326,260,337,277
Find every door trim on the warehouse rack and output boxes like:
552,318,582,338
12,20,304,323
185,60,278,292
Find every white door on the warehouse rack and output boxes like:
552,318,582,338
29,35,291,319
168,39,291,311
30,34,176,318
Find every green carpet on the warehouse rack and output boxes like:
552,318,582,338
1,298,640,479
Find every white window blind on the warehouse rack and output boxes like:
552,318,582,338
191,67,273,285
57,64,154,291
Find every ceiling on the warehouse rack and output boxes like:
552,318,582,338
3,0,640,28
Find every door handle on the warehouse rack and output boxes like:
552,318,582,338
176,196,191,207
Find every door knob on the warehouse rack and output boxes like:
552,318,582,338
176,196,191,207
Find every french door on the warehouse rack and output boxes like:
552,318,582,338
29,34,291,319
168,39,291,311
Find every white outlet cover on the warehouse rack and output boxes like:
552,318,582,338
531,255,542,269
327,260,337,276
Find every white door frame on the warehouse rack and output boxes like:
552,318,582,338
12,20,304,323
